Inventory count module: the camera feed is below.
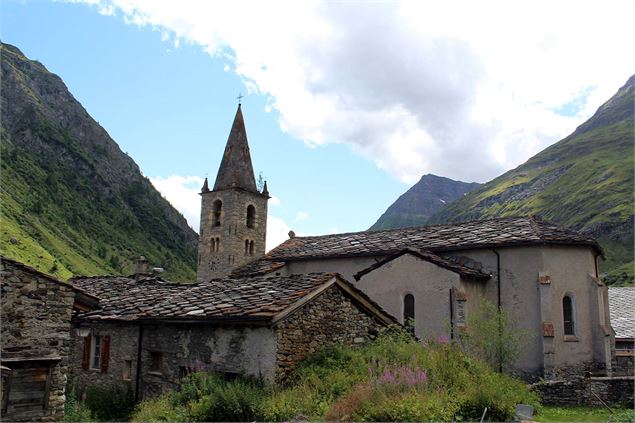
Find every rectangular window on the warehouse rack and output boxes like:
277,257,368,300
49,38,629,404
150,352,163,372
90,335,102,370
123,360,132,381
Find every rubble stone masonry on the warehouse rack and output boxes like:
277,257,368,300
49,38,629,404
274,285,384,380
1,259,76,421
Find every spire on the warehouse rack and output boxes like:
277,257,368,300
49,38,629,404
201,177,209,193
262,180,269,196
213,105,258,192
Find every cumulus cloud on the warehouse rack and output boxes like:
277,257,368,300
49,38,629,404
72,0,634,182
150,174,292,251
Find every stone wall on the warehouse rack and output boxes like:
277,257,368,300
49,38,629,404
197,188,268,281
1,259,76,421
72,320,277,399
274,285,384,380
533,376,634,406
614,353,634,376
140,323,276,397
70,322,139,398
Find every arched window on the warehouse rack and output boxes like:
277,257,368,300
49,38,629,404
404,294,415,334
249,240,254,255
246,205,256,228
244,240,249,255
563,294,575,335
212,200,222,226
211,237,220,253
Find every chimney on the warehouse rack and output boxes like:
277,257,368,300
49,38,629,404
135,256,149,280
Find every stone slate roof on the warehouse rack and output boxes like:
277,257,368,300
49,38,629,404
230,259,287,278
266,216,602,260
608,287,635,339
71,273,397,325
353,249,491,281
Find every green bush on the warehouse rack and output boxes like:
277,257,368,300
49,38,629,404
84,383,135,421
63,391,94,422
132,394,189,423
187,377,265,422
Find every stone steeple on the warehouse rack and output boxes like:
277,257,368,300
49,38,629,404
213,105,258,193
197,105,269,282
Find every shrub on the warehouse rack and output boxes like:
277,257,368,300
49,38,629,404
132,394,189,423
458,299,530,372
63,391,94,422
84,383,135,421
187,376,265,422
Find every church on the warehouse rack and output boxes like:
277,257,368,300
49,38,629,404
68,104,615,398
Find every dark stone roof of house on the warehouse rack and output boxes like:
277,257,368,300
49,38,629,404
265,216,602,260
608,287,635,339
353,249,492,281
71,273,397,325
230,259,287,278
212,104,259,194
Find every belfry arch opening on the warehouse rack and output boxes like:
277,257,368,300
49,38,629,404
212,200,222,226
246,205,256,228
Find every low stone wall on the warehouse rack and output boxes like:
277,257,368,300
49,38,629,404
533,376,634,407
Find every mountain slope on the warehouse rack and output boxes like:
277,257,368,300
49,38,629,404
0,42,198,281
369,174,480,230
428,75,635,285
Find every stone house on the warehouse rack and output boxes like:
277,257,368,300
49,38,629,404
70,272,395,399
608,287,634,375
1,257,98,422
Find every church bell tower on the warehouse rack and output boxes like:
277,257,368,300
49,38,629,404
197,104,269,281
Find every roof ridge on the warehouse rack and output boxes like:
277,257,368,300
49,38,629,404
276,215,532,242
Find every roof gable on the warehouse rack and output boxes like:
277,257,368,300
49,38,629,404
353,249,491,281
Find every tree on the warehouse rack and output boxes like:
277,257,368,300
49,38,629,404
458,300,529,373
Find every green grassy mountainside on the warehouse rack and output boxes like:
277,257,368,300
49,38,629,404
428,75,635,285
369,174,480,231
0,42,198,281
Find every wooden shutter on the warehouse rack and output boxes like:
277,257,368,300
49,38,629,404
101,335,111,373
82,335,91,370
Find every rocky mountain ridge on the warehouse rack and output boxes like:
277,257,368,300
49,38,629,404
369,174,480,231
1,42,198,281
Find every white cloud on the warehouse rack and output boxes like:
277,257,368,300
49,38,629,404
266,215,293,252
150,174,293,251
268,195,280,206
295,211,309,222
72,0,635,183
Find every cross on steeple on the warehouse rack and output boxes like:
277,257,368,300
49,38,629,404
237,93,243,105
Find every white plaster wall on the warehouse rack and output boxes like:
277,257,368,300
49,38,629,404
357,254,468,340
285,256,380,282
541,245,609,370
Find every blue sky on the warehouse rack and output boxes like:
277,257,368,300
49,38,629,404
2,0,634,249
